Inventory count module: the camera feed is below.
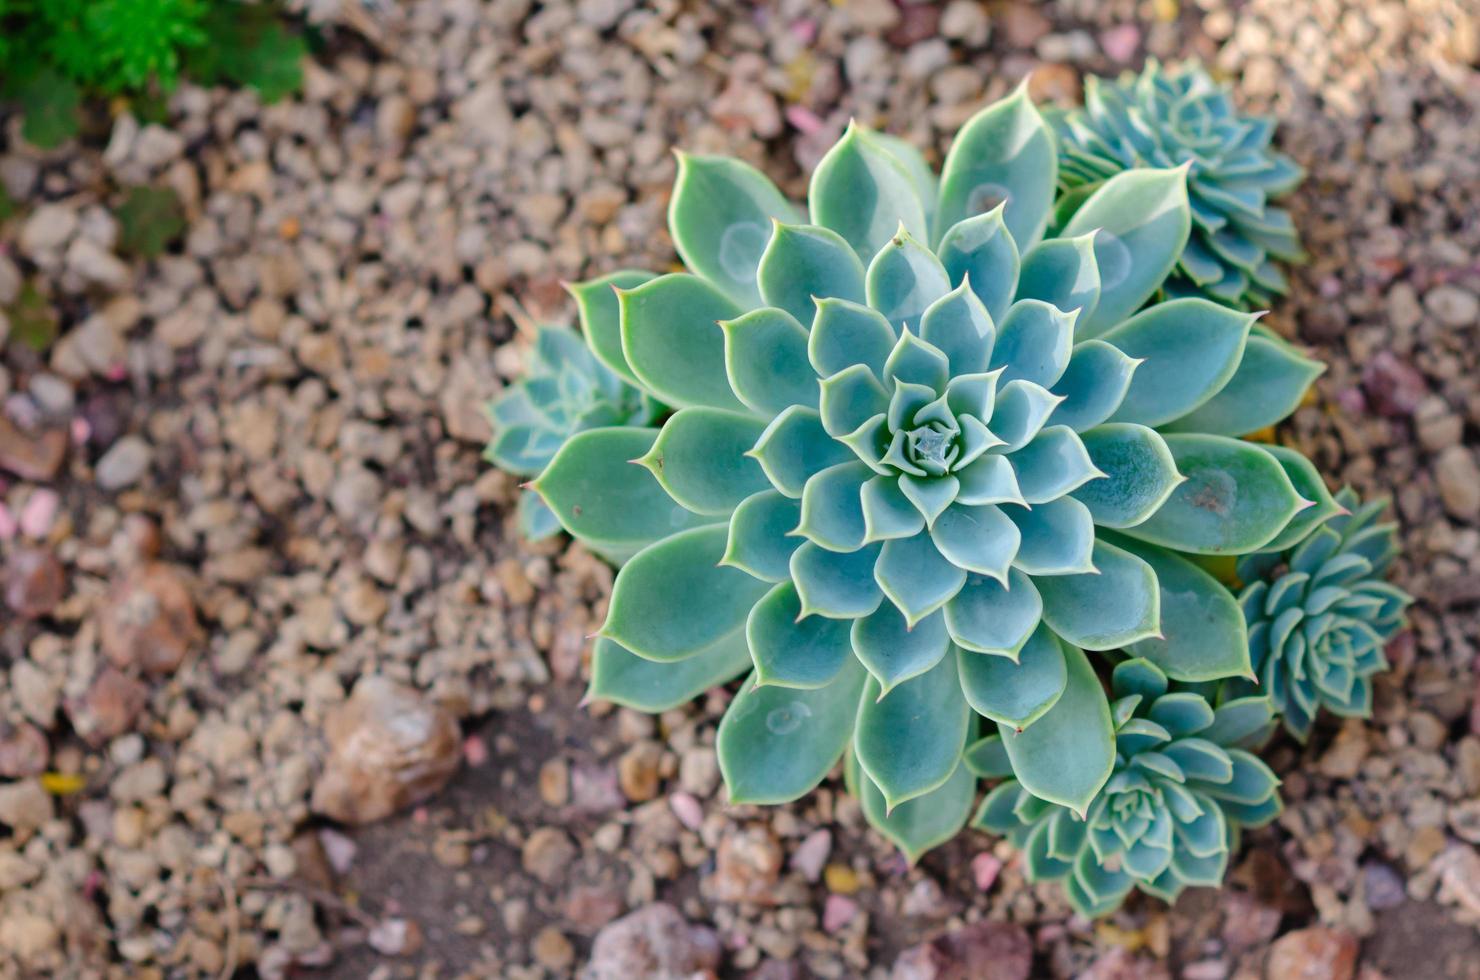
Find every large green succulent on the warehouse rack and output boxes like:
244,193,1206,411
1230,489,1410,740
515,86,1328,861
484,323,659,543
971,658,1281,917
1052,59,1305,309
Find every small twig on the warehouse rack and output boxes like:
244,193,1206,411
496,293,541,340
216,871,240,980
237,875,380,930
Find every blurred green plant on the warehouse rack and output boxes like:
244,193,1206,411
5,284,59,353
0,0,307,149
115,185,188,259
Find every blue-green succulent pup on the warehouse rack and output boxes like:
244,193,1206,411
502,85,1328,865
970,658,1282,917
1232,489,1411,740
1052,59,1305,309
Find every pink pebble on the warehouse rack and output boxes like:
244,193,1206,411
1100,24,1140,63
972,853,1003,892
822,894,858,933
19,489,59,539
105,362,128,382
785,105,824,135
463,735,489,766
71,417,91,444
318,827,358,874
789,19,818,44
669,791,704,830
0,504,16,540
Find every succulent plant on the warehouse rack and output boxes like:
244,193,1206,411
512,85,1329,861
1230,488,1410,740
1051,59,1305,310
970,658,1282,917
484,321,659,544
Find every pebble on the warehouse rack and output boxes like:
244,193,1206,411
1424,284,1478,328
19,205,77,256
522,827,578,885
1435,446,1480,521
99,562,199,675
0,418,67,481
94,435,152,490
789,829,832,883
822,894,858,933
617,740,663,802
531,926,575,970
66,668,149,745
1264,927,1358,980
310,677,461,824
0,780,53,835
0,723,48,778
707,826,784,905
4,547,65,618
583,904,721,980
891,920,1032,980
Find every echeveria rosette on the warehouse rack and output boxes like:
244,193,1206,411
484,322,660,543
1229,489,1411,741
1051,59,1306,309
969,658,1282,917
521,86,1327,862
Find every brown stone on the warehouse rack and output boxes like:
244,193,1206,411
891,920,1032,980
66,668,149,745
706,826,784,905
99,562,199,675
4,547,66,619
1265,927,1359,980
0,418,66,481
0,722,48,778
584,904,721,980
310,677,461,824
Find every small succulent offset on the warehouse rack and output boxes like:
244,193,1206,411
512,84,1333,863
971,658,1282,917
1230,489,1411,740
1052,59,1305,310
485,323,659,544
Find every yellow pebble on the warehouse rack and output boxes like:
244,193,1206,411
824,863,860,894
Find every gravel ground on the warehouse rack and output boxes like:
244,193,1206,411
0,0,1478,977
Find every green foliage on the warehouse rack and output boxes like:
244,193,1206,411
115,185,187,259
971,659,1282,917
5,283,59,353
184,2,307,103
485,84,1342,874
1051,59,1306,310
0,0,305,148
1231,489,1411,740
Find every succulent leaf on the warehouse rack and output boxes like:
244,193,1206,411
999,643,1115,814
533,427,708,560
720,307,820,414
1116,435,1304,554
1102,299,1254,427
567,270,657,385
602,524,771,662
1059,168,1192,336
619,274,748,411
1037,540,1160,650
849,751,976,865
747,582,854,689
670,152,799,308
937,82,1058,251
937,205,1021,324
718,658,868,804
1163,333,1324,436
958,626,1067,728
588,634,752,713
855,652,971,809
758,222,867,326
811,122,929,260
